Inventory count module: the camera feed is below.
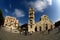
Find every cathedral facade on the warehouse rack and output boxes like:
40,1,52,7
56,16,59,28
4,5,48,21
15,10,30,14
35,15,55,32
28,7,55,33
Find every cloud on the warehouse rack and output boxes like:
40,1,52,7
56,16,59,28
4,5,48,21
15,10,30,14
5,9,8,13
13,9,25,17
47,0,52,5
29,0,52,12
34,0,46,11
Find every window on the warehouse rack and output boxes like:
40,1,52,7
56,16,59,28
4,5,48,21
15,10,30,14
29,17,33,19
30,25,32,28
30,20,32,21
5,24,7,26
30,22,32,24
30,13,32,15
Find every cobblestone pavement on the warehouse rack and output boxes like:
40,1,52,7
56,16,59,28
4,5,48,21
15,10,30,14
0,28,60,40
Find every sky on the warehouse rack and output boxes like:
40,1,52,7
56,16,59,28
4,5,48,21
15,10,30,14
0,0,60,25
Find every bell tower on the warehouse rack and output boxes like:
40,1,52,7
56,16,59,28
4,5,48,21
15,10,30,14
28,7,35,32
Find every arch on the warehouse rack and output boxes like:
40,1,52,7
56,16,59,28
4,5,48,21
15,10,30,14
46,24,48,30
39,26,41,31
51,25,53,30
35,26,37,31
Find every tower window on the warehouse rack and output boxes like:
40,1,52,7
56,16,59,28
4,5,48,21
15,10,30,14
30,22,32,24
30,25,32,28
29,17,33,19
30,13,32,15
30,20,32,21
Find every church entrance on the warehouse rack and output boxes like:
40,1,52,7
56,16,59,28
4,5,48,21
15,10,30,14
35,27,37,31
51,25,52,30
39,26,41,31
46,24,48,30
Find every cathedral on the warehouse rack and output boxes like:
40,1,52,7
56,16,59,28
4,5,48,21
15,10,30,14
28,7,55,33
3,7,55,33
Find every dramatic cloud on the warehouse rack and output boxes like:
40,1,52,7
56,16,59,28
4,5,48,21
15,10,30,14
34,0,46,11
29,0,52,12
47,0,52,5
5,9,8,13
13,9,25,17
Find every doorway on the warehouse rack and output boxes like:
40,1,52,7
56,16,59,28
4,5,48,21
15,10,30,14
39,26,41,31
35,26,37,31
46,24,48,30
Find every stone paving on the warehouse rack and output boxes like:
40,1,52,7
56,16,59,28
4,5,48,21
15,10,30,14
0,28,60,40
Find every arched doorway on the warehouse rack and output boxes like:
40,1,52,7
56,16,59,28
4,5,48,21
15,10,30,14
46,24,48,30
39,26,41,31
51,25,52,30
35,26,37,31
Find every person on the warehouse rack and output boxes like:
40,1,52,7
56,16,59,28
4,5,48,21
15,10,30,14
48,29,51,34
29,31,32,35
25,30,28,36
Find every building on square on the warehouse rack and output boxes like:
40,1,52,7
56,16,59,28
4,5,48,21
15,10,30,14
28,7,55,33
4,16,19,33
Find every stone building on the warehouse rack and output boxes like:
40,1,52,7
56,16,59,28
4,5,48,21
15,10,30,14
4,16,19,33
28,7,55,33
35,15,55,32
